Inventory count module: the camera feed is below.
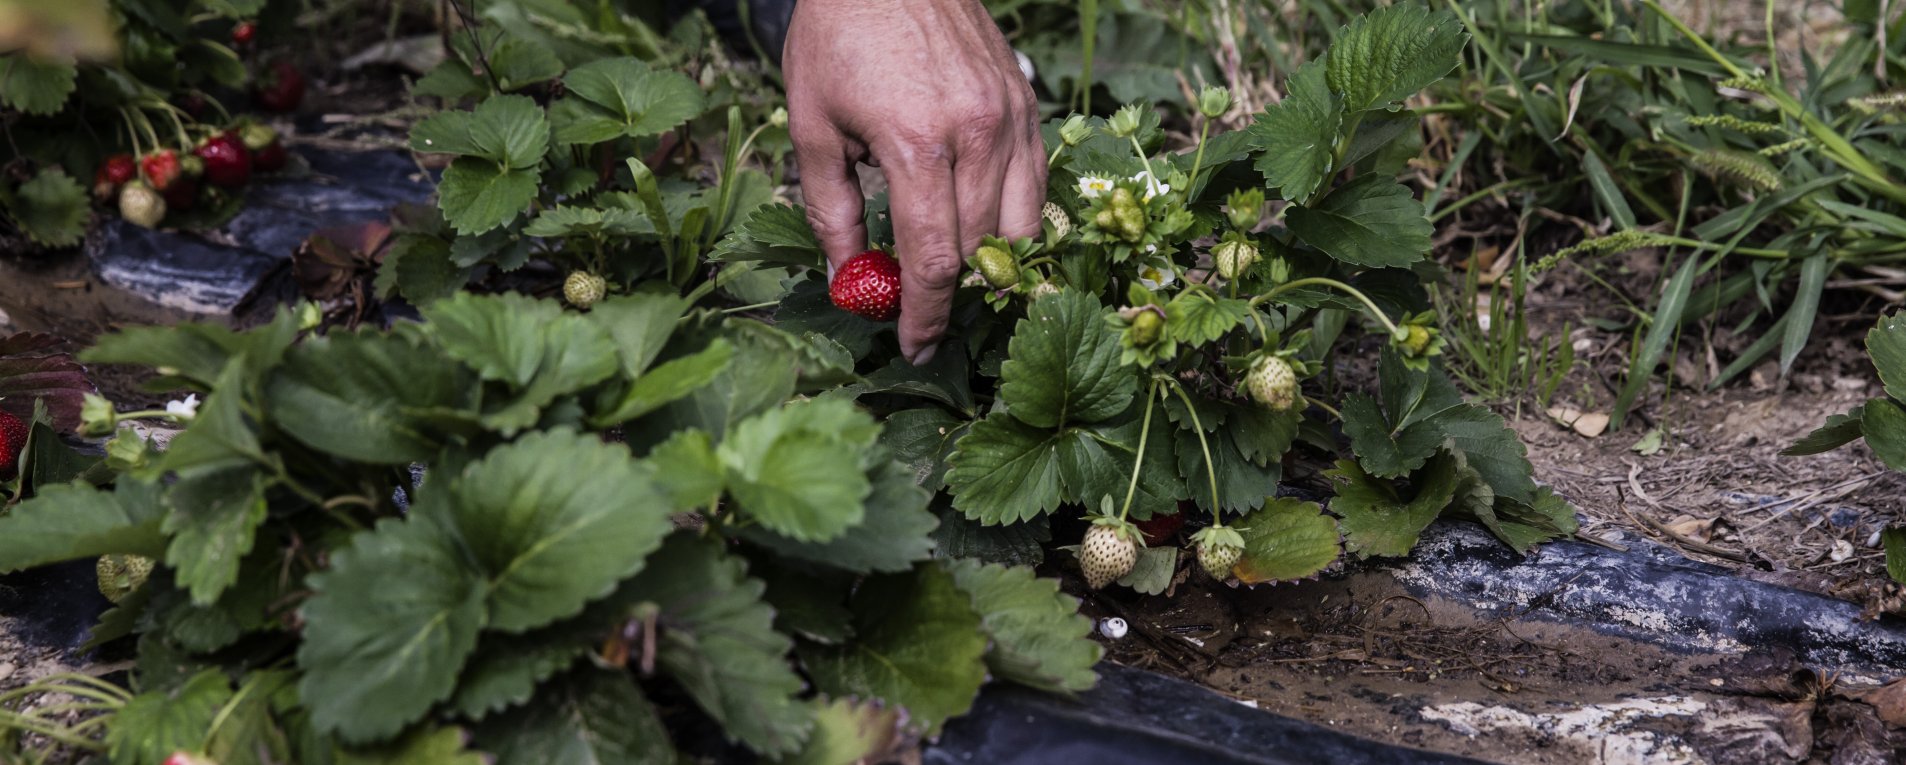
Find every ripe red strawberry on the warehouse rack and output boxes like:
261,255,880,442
119,180,167,228
93,154,136,200
232,20,256,44
161,176,198,213
0,408,27,480
239,123,288,172
1134,510,1185,546
195,131,251,188
140,150,183,191
829,249,902,322
253,59,306,113
162,752,217,765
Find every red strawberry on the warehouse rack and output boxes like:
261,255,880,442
195,131,251,188
251,141,288,172
829,250,902,322
232,20,256,45
161,176,199,213
253,59,305,113
140,150,183,191
0,408,26,480
162,753,217,765
1134,510,1186,546
94,154,136,200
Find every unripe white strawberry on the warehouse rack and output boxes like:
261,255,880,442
1030,281,1060,300
1246,355,1299,412
1213,239,1259,280
1042,202,1072,240
119,180,166,228
1197,542,1242,580
564,271,607,309
1080,524,1138,590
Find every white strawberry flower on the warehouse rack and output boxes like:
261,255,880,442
166,394,200,422
1130,170,1170,201
1077,174,1115,199
1137,252,1176,290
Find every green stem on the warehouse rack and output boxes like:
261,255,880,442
1165,378,1222,525
1188,118,1211,189
1128,134,1158,192
1117,379,1161,522
720,300,781,314
1253,277,1401,337
1048,142,1065,169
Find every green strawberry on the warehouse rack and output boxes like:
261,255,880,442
1246,355,1299,412
1213,239,1259,280
974,245,1019,289
1190,525,1247,580
563,271,607,309
1130,308,1165,346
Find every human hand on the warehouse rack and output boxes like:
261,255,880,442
783,0,1046,364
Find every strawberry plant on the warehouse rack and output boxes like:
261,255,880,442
1785,312,1906,583
721,2,1575,591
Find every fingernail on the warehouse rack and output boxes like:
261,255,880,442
908,344,939,367
826,260,837,280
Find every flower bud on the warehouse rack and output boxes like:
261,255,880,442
1059,114,1092,147
1225,188,1264,231
79,393,117,438
769,107,788,128
1198,86,1232,119
1106,104,1143,139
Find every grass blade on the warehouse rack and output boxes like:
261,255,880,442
1779,253,1829,376
1611,253,1698,428
1583,151,1636,230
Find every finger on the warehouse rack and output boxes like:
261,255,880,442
882,145,963,364
997,109,1048,241
791,121,868,273
953,116,1008,258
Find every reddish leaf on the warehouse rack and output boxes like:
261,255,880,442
0,332,97,433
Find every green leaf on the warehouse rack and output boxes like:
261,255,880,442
298,512,487,743
1175,427,1281,515
626,534,812,755
646,324,799,438
1031,11,1211,107
521,205,650,238
412,59,488,101
1884,527,1906,585
739,459,937,573
775,698,907,765
430,429,675,631
593,339,734,426
1249,57,1342,202
154,552,279,653
0,53,76,114
108,670,232,765
775,278,882,359
1486,485,1578,552
708,203,825,269
1115,545,1178,595
159,364,265,474
1782,404,1866,456
205,670,296,765
1167,291,1250,346
476,669,675,765
946,413,1064,525
1869,312,1906,401
1328,453,1459,558
422,292,620,433
162,464,267,605
446,625,593,722
647,428,726,511
802,564,989,736
1582,152,1636,231
931,505,1049,566
1862,398,1906,472
1000,290,1136,428
1233,497,1343,584
719,398,879,542
0,480,163,572
587,292,691,377
1287,175,1433,269
946,559,1099,694
268,331,477,464
1340,392,1439,477
1326,3,1468,113
380,234,469,303
856,350,975,414
556,58,705,141
1612,254,1698,428
488,36,563,91
881,408,968,493
1227,402,1302,466
437,158,540,235
1780,253,1829,376
8,168,89,247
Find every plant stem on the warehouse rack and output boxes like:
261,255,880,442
1128,134,1158,190
1188,118,1212,189
720,300,781,314
1165,378,1223,525
1117,379,1161,522
1253,277,1401,337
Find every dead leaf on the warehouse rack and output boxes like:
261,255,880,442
1848,679,1906,728
1663,515,1718,543
1571,412,1609,438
